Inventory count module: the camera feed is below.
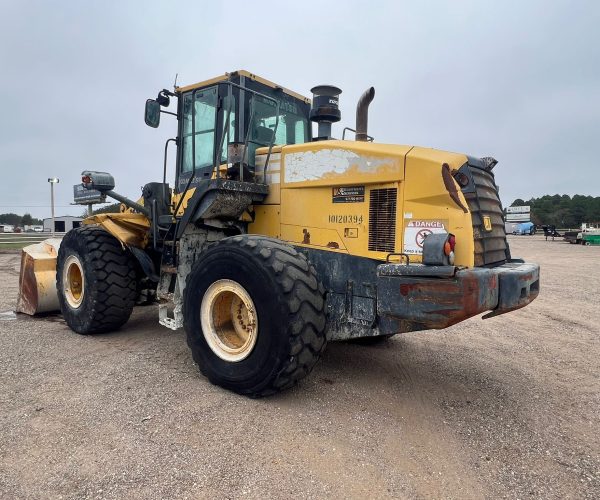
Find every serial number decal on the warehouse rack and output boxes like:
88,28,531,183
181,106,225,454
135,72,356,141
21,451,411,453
328,214,364,224
332,186,365,203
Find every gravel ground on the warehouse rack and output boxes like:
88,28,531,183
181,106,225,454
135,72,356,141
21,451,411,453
0,236,598,499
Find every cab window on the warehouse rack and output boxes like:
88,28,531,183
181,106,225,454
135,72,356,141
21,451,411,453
181,87,217,173
246,94,309,166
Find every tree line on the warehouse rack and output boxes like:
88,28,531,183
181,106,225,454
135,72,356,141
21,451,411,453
83,203,121,217
510,195,600,228
0,213,44,227
0,203,121,227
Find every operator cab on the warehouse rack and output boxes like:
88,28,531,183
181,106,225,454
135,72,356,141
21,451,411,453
145,70,311,194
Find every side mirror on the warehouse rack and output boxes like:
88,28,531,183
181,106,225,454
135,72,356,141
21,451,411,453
145,99,161,128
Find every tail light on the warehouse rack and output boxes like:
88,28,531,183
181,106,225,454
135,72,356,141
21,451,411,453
423,233,456,266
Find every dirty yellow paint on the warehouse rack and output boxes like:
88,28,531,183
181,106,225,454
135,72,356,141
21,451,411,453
246,140,475,266
248,205,281,238
83,213,151,248
403,147,474,266
280,223,347,251
89,140,475,266
172,187,196,217
281,140,409,188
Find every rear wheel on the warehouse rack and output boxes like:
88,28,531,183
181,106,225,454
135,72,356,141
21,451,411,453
56,226,137,334
183,235,327,397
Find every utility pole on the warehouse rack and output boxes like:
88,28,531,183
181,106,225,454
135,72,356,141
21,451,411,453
48,178,59,236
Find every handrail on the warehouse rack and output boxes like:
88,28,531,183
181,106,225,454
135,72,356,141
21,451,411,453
342,126,374,142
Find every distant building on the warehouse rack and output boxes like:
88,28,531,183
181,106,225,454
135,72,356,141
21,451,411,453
0,224,15,233
43,216,83,233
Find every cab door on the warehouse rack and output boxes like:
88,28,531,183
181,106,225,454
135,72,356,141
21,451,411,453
175,86,219,194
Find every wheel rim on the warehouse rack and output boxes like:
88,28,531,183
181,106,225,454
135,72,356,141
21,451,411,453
200,279,258,362
63,255,85,309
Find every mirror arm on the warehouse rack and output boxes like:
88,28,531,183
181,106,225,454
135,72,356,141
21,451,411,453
160,110,177,117
104,190,150,217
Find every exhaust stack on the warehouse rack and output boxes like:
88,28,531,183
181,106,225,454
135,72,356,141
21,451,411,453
355,87,375,141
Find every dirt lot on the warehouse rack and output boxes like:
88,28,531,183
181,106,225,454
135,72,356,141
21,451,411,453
0,236,598,499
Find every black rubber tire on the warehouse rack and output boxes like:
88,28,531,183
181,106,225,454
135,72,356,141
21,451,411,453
183,235,327,397
56,226,137,334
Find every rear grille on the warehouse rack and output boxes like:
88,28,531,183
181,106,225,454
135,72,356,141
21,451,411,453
460,162,508,266
368,188,397,252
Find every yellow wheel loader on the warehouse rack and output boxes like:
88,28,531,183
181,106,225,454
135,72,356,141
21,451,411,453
17,70,540,397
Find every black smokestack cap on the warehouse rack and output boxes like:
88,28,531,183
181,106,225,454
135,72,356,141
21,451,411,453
310,85,342,139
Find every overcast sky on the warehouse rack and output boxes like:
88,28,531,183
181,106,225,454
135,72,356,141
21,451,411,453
1,0,598,219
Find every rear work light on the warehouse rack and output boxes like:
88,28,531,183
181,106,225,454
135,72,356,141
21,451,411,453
453,171,470,187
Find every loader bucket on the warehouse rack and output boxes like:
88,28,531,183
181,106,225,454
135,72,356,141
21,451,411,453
16,238,62,315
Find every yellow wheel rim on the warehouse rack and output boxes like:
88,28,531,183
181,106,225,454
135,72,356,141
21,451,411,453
200,279,258,362
63,255,85,309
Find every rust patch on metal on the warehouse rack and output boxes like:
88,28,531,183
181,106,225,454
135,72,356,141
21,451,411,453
378,261,539,333
302,229,311,244
379,270,501,331
16,253,38,315
442,163,468,213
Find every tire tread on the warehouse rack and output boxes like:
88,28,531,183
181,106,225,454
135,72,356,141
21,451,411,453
57,226,137,334
184,235,327,397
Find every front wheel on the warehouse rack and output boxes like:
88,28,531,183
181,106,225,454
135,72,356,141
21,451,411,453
56,226,137,334
183,235,327,397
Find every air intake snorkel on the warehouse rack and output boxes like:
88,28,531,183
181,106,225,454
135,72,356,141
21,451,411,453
310,85,342,140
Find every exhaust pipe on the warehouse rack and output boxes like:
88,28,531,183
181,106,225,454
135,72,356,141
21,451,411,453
355,87,375,141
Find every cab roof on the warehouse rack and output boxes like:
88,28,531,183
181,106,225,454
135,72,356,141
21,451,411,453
175,70,311,104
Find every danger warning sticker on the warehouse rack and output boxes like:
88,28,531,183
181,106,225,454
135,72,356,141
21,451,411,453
403,220,448,255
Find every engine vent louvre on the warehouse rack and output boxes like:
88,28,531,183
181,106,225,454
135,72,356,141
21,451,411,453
368,188,397,252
